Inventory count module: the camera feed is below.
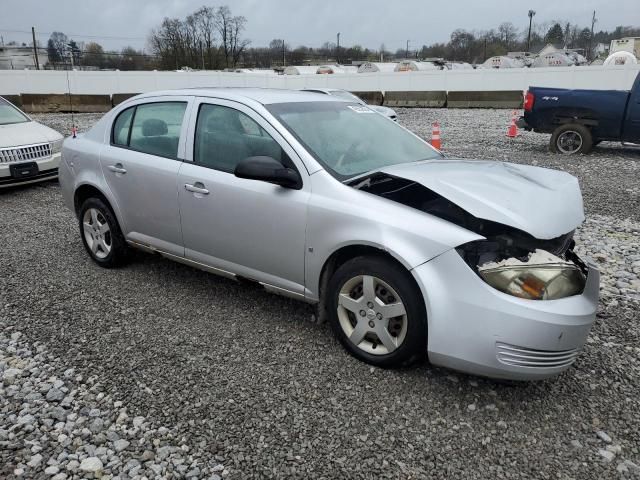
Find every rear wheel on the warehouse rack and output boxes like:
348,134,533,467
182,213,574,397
327,256,427,368
550,124,593,154
78,197,129,268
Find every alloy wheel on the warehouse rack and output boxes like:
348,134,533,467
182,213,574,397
82,208,112,259
336,275,408,355
556,130,583,154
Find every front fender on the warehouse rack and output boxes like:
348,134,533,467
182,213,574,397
304,171,482,300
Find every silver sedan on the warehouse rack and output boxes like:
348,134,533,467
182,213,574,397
59,88,599,380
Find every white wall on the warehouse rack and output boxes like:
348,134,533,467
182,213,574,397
0,65,638,95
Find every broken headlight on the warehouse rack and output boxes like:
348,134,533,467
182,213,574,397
457,240,588,301
478,263,586,300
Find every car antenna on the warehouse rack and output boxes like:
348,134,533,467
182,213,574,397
65,47,77,138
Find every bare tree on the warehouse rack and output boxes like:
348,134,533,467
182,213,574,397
193,6,217,69
216,6,250,68
498,22,517,47
47,32,68,65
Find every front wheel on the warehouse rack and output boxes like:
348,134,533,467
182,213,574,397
327,256,427,368
550,123,593,155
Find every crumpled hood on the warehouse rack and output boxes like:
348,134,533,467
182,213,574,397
0,121,63,148
379,159,585,239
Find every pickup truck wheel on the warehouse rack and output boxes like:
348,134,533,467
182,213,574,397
550,124,593,155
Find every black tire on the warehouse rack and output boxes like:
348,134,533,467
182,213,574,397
327,256,427,368
549,123,593,155
78,197,129,268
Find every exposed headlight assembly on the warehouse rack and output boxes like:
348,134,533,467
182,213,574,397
50,138,64,154
478,263,586,300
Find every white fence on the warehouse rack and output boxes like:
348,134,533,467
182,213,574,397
0,65,638,95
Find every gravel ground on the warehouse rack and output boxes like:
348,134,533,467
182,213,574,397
0,109,638,479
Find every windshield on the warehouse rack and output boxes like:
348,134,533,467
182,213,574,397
0,97,29,125
267,101,440,180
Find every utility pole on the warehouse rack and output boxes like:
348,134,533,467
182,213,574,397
483,37,487,61
200,40,205,70
527,10,536,52
31,27,40,70
406,40,409,58
588,10,597,61
336,32,340,64
66,42,75,70
282,39,286,67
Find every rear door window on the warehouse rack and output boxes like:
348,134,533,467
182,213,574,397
112,107,134,146
112,102,187,159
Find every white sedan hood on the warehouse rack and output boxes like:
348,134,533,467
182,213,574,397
0,121,63,148
379,159,585,239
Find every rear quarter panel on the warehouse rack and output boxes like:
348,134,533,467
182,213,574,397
60,133,125,230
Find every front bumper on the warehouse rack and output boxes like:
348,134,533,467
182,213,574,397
412,249,599,381
0,152,61,188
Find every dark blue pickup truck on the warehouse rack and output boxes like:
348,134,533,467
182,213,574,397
518,71,640,154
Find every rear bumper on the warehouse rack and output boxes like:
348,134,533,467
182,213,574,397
412,249,600,381
0,153,61,188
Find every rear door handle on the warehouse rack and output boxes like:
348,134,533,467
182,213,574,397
107,163,127,174
184,182,209,195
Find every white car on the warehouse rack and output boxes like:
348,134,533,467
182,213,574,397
303,88,398,121
0,96,64,188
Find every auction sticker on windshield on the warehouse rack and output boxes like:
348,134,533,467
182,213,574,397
348,105,375,113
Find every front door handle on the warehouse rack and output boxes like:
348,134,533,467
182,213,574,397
185,182,210,195
107,163,127,174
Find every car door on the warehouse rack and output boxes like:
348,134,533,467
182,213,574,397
177,98,310,296
100,97,192,256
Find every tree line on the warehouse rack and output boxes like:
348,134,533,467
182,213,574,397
46,31,152,70
40,7,640,70
418,23,640,63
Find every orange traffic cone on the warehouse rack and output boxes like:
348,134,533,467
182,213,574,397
506,110,518,138
71,126,77,138
431,122,441,149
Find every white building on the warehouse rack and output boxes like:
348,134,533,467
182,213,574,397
0,46,46,70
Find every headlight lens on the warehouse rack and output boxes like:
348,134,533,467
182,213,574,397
479,264,586,300
50,138,63,154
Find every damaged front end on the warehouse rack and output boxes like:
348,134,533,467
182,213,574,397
462,246,587,300
350,172,589,300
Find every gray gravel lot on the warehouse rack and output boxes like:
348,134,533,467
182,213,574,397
1,109,639,479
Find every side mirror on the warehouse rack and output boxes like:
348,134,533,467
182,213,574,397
234,156,302,190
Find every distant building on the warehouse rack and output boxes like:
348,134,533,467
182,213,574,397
537,43,564,56
594,43,610,57
0,45,46,70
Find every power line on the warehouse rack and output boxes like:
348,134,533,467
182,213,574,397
0,28,146,41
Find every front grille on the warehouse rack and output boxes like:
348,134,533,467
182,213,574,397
0,143,52,163
496,342,580,368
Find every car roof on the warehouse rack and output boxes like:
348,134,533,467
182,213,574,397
301,88,341,94
133,88,350,106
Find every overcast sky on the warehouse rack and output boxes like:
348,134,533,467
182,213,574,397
1,0,639,52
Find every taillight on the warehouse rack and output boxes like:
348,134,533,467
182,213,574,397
524,91,535,111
